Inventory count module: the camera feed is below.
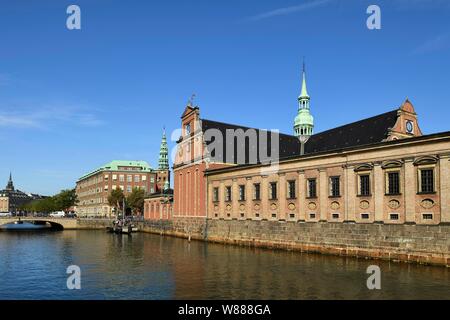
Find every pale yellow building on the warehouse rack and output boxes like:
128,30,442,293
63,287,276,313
0,196,9,212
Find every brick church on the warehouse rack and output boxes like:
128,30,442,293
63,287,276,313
147,66,449,227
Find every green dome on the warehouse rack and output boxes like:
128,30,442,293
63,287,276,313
294,109,314,127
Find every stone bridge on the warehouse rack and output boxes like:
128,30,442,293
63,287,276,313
0,217,78,230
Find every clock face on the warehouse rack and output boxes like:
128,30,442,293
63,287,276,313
406,120,414,133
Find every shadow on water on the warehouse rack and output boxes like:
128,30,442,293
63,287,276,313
0,221,63,232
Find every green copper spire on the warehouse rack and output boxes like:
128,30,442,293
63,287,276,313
299,61,309,99
158,128,169,170
163,179,170,191
294,61,314,155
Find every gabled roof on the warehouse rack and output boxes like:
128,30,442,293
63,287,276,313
199,109,400,165
201,119,300,164
181,105,199,119
304,109,398,154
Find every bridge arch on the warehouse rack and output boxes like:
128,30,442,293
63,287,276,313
0,218,73,230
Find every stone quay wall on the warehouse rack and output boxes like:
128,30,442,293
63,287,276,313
140,217,207,241
73,217,450,267
76,218,114,229
139,217,450,267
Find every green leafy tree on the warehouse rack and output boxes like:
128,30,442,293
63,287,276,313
18,189,78,214
35,197,57,213
126,187,145,215
54,189,78,211
108,188,125,215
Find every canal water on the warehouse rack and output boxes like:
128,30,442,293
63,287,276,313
0,230,449,300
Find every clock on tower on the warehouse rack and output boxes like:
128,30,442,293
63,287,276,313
406,120,414,134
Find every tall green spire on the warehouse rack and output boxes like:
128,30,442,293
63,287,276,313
299,60,309,99
294,61,314,155
158,128,169,170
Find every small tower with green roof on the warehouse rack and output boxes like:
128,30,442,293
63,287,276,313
158,128,169,170
294,62,314,155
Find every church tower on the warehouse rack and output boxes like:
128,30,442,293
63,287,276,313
158,128,169,170
155,128,170,193
5,172,14,191
294,62,314,155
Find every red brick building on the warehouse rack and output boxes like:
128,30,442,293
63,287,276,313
172,105,230,219
144,188,173,220
76,160,159,217
76,130,170,217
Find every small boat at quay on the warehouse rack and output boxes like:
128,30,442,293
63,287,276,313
106,219,138,235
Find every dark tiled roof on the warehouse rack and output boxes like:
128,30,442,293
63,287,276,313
304,109,399,154
200,109,399,164
201,119,300,164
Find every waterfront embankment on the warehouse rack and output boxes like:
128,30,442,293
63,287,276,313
6,218,446,267
117,218,450,267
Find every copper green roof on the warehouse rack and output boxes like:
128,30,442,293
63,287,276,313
78,160,153,181
294,109,314,126
294,65,314,137
299,70,309,98
158,128,169,170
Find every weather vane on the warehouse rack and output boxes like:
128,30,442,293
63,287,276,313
188,93,196,106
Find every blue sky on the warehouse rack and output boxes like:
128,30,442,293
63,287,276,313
0,0,449,195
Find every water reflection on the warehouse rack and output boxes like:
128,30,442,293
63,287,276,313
0,221,51,230
0,231,448,300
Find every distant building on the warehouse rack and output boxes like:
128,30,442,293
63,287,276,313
144,180,173,220
76,160,157,217
144,131,173,220
155,128,170,191
75,130,170,217
0,173,46,213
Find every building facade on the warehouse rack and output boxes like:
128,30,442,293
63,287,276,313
144,181,173,220
0,173,46,213
172,105,227,219
172,103,299,219
206,131,450,225
140,66,450,265
143,131,173,220
162,66,449,227
76,131,170,217
76,160,157,217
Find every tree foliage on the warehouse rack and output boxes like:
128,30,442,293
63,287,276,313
108,188,125,213
20,189,78,213
54,189,77,211
126,187,145,215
